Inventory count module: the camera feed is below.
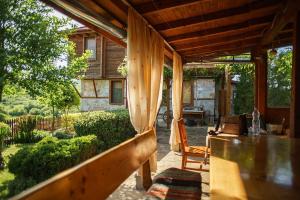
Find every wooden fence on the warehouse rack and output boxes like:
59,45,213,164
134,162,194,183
5,117,62,141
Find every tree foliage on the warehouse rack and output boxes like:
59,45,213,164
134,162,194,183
0,0,89,101
217,63,255,115
267,48,292,107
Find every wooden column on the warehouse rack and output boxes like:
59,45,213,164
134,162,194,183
141,160,152,190
166,78,171,129
253,49,268,118
290,11,300,138
225,66,232,116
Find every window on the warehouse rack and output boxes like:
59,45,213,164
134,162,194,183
110,80,124,104
84,37,96,59
183,81,193,106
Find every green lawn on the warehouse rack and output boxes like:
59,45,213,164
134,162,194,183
0,144,30,199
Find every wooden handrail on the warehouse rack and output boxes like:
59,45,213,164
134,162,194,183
11,129,157,200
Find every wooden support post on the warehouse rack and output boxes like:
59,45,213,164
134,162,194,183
166,78,171,129
253,49,268,118
225,66,232,116
290,11,300,138
141,160,152,190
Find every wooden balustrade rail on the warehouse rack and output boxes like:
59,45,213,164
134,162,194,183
11,129,157,200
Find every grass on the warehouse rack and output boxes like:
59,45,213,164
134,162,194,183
0,144,30,199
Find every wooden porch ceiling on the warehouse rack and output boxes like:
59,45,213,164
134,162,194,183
44,0,297,62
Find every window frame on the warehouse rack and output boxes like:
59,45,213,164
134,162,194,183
84,37,97,60
109,79,124,105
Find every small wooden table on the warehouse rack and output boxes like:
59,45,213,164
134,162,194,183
209,135,300,200
183,110,205,126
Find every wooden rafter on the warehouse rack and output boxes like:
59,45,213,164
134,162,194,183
176,26,293,51
155,0,282,31
180,37,260,55
260,0,300,45
176,29,264,51
135,0,202,15
167,15,274,43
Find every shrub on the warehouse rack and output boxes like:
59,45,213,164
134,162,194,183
0,122,11,146
8,176,37,197
8,105,27,116
0,122,11,169
8,135,100,184
14,116,37,143
52,129,75,139
0,112,10,122
74,109,135,149
29,108,43,116
31,130,49,143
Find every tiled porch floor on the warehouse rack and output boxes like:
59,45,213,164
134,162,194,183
108,122,210,200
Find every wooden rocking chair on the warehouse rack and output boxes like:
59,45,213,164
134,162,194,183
178,118,210,171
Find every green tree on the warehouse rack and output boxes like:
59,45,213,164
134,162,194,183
0,0,88,101
217,63,255,115
39,83,80,132
268,48,292,107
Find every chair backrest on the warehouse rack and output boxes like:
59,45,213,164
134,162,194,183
178,118,188,150
221,115,241,135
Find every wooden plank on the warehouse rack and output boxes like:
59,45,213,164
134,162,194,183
12,129,157,200
135,0,202,15
179,37,260,55
155,0,281,31
167,15,274,43
181,38,260,57
290,11,300,138
175,29,264,51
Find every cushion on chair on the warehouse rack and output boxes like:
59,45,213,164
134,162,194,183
146,168,201,200
184,146,209,155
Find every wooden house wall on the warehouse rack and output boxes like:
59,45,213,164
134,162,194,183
69,31,125,79
105,40,126,78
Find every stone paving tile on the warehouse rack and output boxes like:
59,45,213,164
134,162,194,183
108,123,210,200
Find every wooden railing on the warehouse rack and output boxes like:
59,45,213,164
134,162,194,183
11,129,157,200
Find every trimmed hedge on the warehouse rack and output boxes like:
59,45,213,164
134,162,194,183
8,135,101,183
74,109,135,149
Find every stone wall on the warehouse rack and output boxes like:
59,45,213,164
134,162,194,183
80,79,126,111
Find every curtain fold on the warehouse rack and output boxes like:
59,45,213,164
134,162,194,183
169,52,183,151
127,8,164,171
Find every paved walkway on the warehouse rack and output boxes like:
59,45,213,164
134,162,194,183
108,123,210,200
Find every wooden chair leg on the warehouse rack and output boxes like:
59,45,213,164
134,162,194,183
181,155,187,169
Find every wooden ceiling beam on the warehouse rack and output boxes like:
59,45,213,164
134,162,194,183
155,0,281,31
260,0,300,45
167,14,274,43
79,0,126,29
184,36,292,62
135,0,203,15
176,25,293,51
175,29,264,51
42,0,127,47
181,38,259,57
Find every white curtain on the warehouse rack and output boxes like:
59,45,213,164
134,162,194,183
169,52,183,151
127,8,164,171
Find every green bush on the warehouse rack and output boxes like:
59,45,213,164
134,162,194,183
7,176,37,197
0,122,11,144
8,135,100,183
0,112,10,122
14,116,37,143
8,105,26,116
52,129,75,139
31,130,49,142
74,109,135,149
